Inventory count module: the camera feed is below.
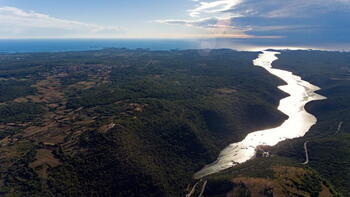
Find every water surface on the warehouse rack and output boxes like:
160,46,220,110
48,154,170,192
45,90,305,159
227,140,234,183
0,39,199,53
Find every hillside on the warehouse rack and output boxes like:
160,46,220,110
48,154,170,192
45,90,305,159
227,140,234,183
271,50,350,196
0,49,287,196
198,50,350,197
183,50,349,197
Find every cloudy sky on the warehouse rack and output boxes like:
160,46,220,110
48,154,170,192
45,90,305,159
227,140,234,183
0,0,349,48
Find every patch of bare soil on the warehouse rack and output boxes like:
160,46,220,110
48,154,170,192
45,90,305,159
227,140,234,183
227,166,333,197
29,149,60,179
13,97,29,103
216,88,238,94
99,122,116,133
28,77,65,104
229,177,283,197
30,149,60,168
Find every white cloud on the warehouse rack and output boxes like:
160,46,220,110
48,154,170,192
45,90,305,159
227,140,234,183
229,0,350,18
0,6,123,38
189,0,242,17
158,0,350,40
158,17,282,39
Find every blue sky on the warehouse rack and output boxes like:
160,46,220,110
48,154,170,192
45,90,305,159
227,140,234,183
0,0,198,38
0,0,350,48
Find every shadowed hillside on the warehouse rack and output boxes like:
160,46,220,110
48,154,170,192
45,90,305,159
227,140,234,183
0,49,287,196
266,50,350,196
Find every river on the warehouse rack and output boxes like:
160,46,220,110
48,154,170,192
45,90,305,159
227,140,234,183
194,51,326,179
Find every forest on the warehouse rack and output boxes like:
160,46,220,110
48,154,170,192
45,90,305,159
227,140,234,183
0,49,348,196
0,49,287,196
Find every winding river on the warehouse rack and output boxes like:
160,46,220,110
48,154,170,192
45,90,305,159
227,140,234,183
194,51,326,179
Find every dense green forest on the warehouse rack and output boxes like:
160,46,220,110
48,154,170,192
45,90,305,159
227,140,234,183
0,49,287,196
0,49,348,196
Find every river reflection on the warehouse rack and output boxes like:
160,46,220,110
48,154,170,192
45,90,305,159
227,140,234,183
194,51,326,179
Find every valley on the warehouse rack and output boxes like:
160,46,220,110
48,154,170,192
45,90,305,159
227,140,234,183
0,49,348,196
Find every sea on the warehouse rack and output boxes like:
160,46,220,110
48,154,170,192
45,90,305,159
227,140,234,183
0,39,346,54
0,39,271,53
0,39,204,53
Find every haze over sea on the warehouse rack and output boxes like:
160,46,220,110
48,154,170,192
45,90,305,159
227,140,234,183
1,39,349,53
0,39,198,53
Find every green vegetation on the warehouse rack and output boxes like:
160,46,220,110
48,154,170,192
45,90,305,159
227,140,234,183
0,102,45,123
0,48,288,196
203,156,340,197
181,50,350,197
0,79,36,102
271,50,350,196
1,48,348,196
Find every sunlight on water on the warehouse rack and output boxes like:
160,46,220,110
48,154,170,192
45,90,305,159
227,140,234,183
193,51,326,179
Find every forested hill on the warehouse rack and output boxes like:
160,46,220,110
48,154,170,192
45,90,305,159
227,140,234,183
0,49,287,196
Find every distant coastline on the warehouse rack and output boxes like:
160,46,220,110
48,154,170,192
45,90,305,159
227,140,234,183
1,39,349,54
0,39,200,53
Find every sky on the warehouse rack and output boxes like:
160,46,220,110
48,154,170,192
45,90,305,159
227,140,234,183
0,0,350,49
